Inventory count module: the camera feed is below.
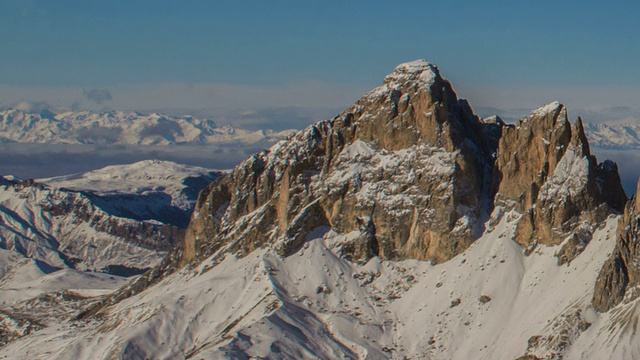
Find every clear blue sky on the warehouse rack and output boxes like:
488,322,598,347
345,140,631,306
2,1,640,120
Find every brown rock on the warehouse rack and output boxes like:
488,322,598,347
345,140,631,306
450,298,462,308
180,63,627,272
494,102,626,260
180,60,497,267
592,178,640,312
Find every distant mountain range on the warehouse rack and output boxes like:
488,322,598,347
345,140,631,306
0,108,295,145
583,122,640,149
4,105,638,151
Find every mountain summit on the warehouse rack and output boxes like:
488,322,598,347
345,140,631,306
180,61,625,269
1,61,637,359
182,59,497,266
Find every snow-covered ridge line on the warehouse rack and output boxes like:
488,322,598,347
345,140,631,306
39,159,226,213
584,121,640,149
0,213,622,359
0,108,295,145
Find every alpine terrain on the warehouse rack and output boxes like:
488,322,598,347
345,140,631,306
584,122,640,150
0,107,294,146
1,60,639,359
0,160,223,346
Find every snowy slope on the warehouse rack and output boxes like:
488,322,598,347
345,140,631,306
0,210,621,359
0,246,129,347
0,108,295,145
40,159,225,221
0,161,224,347
0,160,223,273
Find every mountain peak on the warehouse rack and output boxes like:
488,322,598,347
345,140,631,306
383,59,441,88
529,100,563,119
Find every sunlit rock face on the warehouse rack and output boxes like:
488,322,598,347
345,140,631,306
183,61,626,269
182,60,498,266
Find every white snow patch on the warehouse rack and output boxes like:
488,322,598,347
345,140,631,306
538,147,589,202
530,101,562,118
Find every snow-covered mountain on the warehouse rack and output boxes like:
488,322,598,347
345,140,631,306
0,108,295,145
0,160,222,274
584,121,640,149
40,159,225,227
0,160,223,346
2,61,640,359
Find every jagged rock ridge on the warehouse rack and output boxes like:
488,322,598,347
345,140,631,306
494,102,626,263
182,61,626,270
183,60,498,267
593,180,640,312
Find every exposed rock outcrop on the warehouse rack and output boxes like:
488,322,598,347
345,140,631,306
518,308,592,359
179,61,627,270
182,60,498,267
182,67,627,270
592,179,640,312
494,103,626,261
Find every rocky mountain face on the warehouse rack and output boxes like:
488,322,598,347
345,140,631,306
494,104,626,262
0,108,294,146
593,180,640,312
182,61,626,270
182,61,498,268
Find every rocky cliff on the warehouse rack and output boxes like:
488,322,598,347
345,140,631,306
182,60,497,267
494,103,626,263
593,180,640,311
181,60,626,270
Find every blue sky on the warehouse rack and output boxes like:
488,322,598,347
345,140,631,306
2,1,640,125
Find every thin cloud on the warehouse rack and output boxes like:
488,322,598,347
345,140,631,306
12,101,52,113
83,89,113,104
